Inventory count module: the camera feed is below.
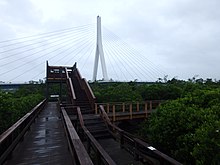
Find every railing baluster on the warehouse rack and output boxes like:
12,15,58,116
129,104,132,119
145,102,148,118
95,103,98,114
107,103,109,113
150,101,152,111
113,105,116,122
136,102,139,112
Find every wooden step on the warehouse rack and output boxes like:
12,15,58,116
93,131,112,139
86,125,107,131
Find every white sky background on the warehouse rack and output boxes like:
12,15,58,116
0,0,220,82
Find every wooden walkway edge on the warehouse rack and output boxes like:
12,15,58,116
5,102,72,165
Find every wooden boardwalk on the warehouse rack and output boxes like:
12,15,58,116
5,102,72,165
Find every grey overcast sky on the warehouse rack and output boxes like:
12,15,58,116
0,0,220,82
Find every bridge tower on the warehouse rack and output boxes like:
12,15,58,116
92,16,109,82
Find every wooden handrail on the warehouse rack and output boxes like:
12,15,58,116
96,101,162,119
99,105,182,165
71,68,95,111
0,99,47,165
96,100,164,105
76,68,83,80
65,68,76,101
61,107,93,165
77,107,84,127
134,138,182,165
68,78,76,100
76,107,116,165
83,78,96,99
99,105,111,124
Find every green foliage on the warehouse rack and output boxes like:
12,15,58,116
141,89,220,164
13,84,45,97
91,82,142,102
91,80,219,103
0,86,44,134
141,84,182,100
91,80,220,164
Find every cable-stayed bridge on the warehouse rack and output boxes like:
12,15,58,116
0,16,165,83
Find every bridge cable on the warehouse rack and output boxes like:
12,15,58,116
0,23,95,44
0,30,95,68
2,32,95,80
8,32,96,81
103,27,166,81
107,28,166,77
103,29,144,81
0,26,95,61
103,27,164,78
102,33,131,81
103,29,154,81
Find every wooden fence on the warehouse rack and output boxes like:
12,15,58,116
99,105,182,165
95,100,162,121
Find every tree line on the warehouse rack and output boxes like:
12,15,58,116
0,84,44,134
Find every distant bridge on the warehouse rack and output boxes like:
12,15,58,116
0,83,43,92
0,83,28,91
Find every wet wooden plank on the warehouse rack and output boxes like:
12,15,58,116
5,102,73,165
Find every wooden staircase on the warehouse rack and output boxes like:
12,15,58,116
83,114,112,139
68,68,112,140
47,63,182,165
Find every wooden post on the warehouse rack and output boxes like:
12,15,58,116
46,82,49,99
107,103,109,113
150,101,152,112
113,105,116,122
136,102,139,112
122,103,125,112
145,102,148,118
129,104,132,119
95,103,98,114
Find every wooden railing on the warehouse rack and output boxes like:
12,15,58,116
60,107,93,165
46,63,68,81
99,105,182,165
76,107,116,165
65,67,76,104
0,99,47,165
82,78,96,108
95,100,162,121
73,68,96,109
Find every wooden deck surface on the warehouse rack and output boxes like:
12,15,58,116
5,102,72,165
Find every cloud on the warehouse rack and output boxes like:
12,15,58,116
0,0,220,82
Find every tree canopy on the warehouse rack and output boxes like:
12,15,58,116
139,87,220,164
0,85,44,134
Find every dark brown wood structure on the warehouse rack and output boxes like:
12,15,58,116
0,62,182,165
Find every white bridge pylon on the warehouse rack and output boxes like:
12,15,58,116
92,16,109,82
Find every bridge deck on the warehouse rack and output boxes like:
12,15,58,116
5,102,72,165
